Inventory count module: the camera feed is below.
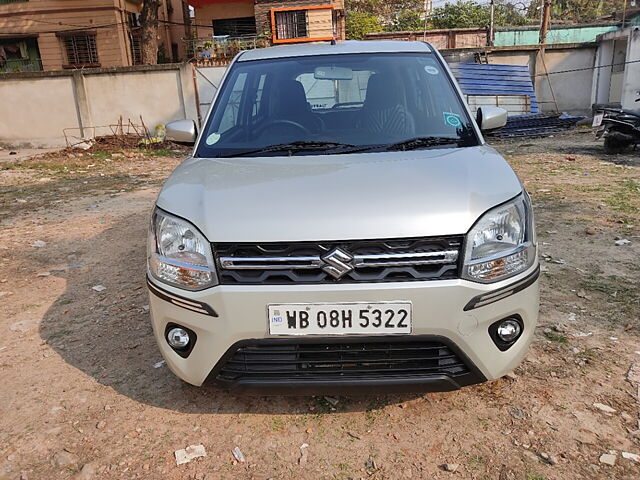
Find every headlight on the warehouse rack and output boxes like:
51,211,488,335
147,208,217,290
462,193,536,283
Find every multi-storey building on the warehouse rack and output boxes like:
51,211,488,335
188,0,345,45
0,0,190,72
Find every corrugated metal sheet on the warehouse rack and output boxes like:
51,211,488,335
449,63,583,136
449,63,539,115
492,113,585,137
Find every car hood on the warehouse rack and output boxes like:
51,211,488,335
156,145,522,243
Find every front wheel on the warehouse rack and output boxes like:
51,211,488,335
604,132,633,154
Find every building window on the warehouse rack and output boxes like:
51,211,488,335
0,37,42,72
270,6,334,44
274,10,308,40
127,12,142,65
62,33,99,67
129,12,142,28
213,17,256,37
130,34,142,65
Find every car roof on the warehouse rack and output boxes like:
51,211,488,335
237,40,433,62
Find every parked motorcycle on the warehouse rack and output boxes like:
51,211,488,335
593,99,640,154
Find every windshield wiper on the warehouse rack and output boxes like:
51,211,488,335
382,136,465,152
219,141,357,158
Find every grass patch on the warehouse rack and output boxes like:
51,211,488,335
89,151,112,160
7,156,111,174
526,473,546,480
466,453,485,469
142,148,175,157
544,331,568,344
580,274,639,303
271,416,285,432
604,180,640,216
579,273,639,320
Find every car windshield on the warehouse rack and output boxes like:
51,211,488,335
196,52,478,158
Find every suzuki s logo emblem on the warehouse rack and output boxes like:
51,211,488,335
321,248,354,279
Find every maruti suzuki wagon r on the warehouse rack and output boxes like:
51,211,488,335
147,40,539,394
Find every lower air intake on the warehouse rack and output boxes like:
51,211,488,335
215,338,471,382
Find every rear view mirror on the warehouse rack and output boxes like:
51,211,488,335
166,120,198,144
477,106,508,131
314,66,353,81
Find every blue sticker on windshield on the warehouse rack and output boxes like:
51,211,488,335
443,112,462,128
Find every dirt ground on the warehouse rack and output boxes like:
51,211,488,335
1,131,639,480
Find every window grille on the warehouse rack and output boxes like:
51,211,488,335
130,34,142,65
63,34,99,66
274,10,308,40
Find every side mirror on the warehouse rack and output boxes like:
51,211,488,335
166,120,198,144
476,106,508,131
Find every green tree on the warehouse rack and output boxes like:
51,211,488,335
391,10,424,31
431,1,488,28
527,0,628,23
346,0,423,26
431,0,526,29
346,11,384,40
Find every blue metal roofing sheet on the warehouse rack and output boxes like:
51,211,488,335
449,63,539,114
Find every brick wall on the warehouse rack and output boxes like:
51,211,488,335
364,28,488,49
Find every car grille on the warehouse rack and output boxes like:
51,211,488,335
215,339,471,382
213,236,462,284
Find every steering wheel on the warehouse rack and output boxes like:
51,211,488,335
256,119,312,136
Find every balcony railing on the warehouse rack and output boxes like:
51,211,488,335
185,35,269,66
0,58,43,73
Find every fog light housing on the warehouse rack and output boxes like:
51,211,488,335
167,328,190,349
497,319,521,342
489,316,523,351
164,323,197,358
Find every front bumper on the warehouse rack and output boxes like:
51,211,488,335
148,264,539,393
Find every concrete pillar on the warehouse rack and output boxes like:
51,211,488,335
71,71,93,138
621,27,640,110
534,48,558,113
591,38,614,106
178,63,201,125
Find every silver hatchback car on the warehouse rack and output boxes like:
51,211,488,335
147,41,539,394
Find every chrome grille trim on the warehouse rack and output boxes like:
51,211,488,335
220,250,459,270
219,256,322,270
352,250,459,268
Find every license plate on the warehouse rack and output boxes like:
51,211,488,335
592,112,604,127
268,302,412,336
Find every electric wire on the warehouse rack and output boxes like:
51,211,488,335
1,1,638,80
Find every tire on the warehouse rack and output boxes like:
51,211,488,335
604,134,632,154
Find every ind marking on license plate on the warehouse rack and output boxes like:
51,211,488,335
268,302,412,336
